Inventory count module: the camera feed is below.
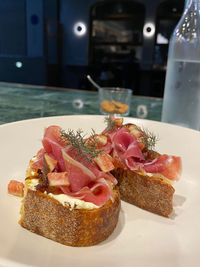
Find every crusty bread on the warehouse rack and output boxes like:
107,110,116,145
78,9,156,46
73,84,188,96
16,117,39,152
112,168,174,217
19,186,120,247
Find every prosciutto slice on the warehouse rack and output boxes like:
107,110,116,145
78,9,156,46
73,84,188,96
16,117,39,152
29,125,116,206
111,127,145,171
143,154,182,181
99,140,113,154
64,145,117,185
60,179,111,206
104,125,182,181
62,149,96,192
113,127,144,160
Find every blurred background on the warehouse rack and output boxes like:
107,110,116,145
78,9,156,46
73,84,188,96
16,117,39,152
0,0,184,97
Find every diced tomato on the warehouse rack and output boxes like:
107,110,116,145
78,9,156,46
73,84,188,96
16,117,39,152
8,180,24,197
94,152,115,172
47,172,70,186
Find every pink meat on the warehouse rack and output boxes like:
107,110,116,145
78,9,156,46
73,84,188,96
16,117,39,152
112,127,145,171
60,180,111,206
30,125,112,206
62,149,96,192
143,154,182,181
100,140,113,154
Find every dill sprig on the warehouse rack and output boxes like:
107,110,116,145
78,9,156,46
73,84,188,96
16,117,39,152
59,128,103,164
104,116,116,133
139,127,159,150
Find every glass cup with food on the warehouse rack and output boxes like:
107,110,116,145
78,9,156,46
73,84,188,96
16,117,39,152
99,87,132,116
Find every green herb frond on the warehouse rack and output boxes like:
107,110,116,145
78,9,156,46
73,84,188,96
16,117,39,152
104,116,116,133
59,128,102,164
139,127,159,150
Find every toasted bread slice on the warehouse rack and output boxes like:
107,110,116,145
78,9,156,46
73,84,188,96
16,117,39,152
19,185,120,247
112,168,174,217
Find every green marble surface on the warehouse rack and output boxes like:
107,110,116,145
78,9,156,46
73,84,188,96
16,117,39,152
0,82,163,125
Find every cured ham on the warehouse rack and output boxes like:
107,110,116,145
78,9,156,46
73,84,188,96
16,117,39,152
102,118,182,182
143,154,182,181
113,127,144,161
28,125,114,207
110,127,145,171
62,149,96,192
60,179,111,206
99,140,113,154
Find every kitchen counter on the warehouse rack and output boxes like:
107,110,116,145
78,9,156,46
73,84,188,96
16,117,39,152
0,82,163,124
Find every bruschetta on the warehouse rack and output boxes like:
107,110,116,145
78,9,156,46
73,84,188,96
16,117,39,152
92,116,182,217
8,125,120,246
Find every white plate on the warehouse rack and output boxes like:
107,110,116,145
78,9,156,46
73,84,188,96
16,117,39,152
0,115,200,267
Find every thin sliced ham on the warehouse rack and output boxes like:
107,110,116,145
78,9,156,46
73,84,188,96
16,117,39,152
62,149,96,192
30,148,45,170
43,126,63,148
90,167,117,185
143,154,182,181
104,124,182,182
42,125,66,171
113,127,144,161
64,145,117,185
99,140,113,154
60,180,111,206
42,137,66,171
28,125,114,206
111,127,145,171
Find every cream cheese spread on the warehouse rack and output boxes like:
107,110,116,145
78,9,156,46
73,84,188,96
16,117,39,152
26,178,99,210
48,193,99,210
138,171,174,185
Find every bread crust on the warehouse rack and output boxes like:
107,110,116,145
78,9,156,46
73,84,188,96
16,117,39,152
112,168,175,217
19,187,120,247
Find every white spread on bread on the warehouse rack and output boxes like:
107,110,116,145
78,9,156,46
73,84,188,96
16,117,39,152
138,171,174,185
48,193,99,210
26,178,99,210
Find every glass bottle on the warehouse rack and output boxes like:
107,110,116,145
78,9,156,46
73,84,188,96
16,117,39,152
161,0,200,130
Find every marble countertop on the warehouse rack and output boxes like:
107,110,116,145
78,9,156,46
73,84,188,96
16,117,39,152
0,82,163,125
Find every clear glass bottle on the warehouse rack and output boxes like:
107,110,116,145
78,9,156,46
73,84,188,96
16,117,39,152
161,0,200,130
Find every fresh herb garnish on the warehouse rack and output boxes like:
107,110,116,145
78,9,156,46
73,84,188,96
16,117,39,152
104,116,116,133
139,128,159,150
60,128,103,164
